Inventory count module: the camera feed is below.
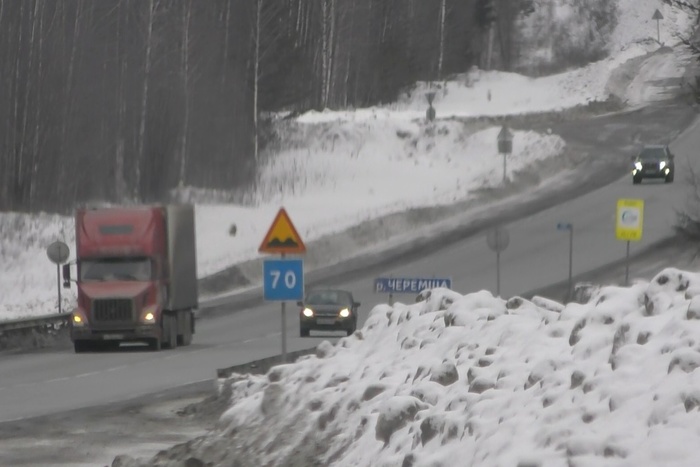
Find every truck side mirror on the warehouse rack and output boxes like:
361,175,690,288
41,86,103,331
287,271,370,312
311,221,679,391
296,301,304,307
354,301,361,308
62,264,71,288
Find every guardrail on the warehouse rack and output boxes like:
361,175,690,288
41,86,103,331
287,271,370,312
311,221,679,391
0,313,70,332
0,313,71,352
0,290,253,351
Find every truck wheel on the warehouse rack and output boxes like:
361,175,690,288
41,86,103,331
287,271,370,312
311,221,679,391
164,314,178,349
149,338,161,351
73,340,90,353
178,312,193,346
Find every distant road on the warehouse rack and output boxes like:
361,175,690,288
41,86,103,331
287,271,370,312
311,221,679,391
0,99,697,423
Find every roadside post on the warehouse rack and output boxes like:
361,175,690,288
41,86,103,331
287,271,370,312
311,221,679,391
615,199,644,286
46,241,70,314
486,226,510,296
497,125,513,183
556,222,574,300
652,9,663,45
374,277,452,305
259,208,306,363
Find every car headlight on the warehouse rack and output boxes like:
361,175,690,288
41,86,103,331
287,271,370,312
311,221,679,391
659,161,666,170
140,305,158,324
303,308,314,317
339,308,350,318
634,162,642,171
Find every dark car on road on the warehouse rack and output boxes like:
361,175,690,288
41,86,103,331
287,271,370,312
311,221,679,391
632,145,675,184
298,289,360,337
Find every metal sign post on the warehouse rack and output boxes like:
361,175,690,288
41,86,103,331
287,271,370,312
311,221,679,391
557,222,574,300
46,241,70,314
486,226,510,296
652,9,664,44
497,125,513,183
259,208,307,363
615,199,644,286
281,253,286,362
625,241,631,286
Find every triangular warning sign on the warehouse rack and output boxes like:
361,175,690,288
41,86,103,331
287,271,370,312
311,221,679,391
259,208,306,254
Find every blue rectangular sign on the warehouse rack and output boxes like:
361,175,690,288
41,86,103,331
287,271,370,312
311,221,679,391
263,259,304,301
374,277,452,294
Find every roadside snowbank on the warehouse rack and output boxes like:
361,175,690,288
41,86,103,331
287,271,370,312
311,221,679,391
132,267,700,466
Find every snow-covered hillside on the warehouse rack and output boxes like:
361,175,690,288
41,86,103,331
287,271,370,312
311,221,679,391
0,0,696,321
120,267,700,467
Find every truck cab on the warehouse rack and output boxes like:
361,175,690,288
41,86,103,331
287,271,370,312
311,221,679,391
65,205,198,352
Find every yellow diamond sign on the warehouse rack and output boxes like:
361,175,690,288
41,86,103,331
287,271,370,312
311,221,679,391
616,199,644,241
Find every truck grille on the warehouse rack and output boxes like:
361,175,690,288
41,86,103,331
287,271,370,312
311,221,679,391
92,299,134,322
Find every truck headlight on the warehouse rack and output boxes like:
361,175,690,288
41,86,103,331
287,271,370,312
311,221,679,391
140,306,158,324
339,308,350,318
635,162,642,171
659,161,666,170
72,310,87,327
302,308,314,317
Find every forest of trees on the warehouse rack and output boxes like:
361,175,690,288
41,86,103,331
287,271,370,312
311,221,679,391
1,0,609,214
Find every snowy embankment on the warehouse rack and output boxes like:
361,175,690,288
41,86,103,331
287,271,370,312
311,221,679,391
135,267,700,466
0,125,565,320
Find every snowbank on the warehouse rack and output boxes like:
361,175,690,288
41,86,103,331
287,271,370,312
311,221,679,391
151,267,700,466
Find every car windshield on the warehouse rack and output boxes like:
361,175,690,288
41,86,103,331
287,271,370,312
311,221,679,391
639,147,666,160
80,257,152,282
306,290,351,305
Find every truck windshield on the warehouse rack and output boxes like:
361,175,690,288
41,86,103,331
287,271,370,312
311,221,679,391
80,258,152,282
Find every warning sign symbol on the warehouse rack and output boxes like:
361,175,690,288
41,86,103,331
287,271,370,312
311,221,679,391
258,208,306,254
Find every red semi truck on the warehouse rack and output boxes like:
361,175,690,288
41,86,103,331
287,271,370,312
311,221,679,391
63,205,198,353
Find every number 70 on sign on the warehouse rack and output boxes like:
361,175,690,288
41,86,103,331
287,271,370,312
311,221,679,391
263,259,304,301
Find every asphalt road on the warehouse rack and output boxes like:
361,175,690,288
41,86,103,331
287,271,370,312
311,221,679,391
0,100,698,423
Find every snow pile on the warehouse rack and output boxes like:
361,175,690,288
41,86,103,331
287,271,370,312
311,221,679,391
154,267,700,466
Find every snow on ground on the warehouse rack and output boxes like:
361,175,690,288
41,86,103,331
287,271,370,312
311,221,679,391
198,125,565,276
128,267,700,467
0,0,695,321
610,0,693,52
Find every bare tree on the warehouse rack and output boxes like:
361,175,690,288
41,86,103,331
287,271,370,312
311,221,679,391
136,0,156,199
437,0,446,78
179,0,192,187
0,0,493,213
